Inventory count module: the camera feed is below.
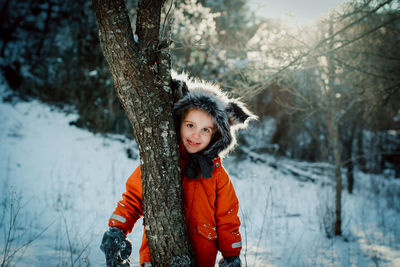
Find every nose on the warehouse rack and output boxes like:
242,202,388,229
192,130,201,139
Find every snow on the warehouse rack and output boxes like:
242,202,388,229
1,82,400,266
89,70,98,76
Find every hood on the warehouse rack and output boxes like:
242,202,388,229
172,73,257,158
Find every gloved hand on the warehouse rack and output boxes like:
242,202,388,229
100,227,132,267
219,256,242,267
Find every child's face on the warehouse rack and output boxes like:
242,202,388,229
180,109,215,154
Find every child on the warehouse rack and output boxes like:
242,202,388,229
100,76,256,267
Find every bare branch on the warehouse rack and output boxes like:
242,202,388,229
161,0,174,40
322,14,400,56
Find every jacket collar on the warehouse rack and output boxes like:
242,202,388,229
179,142,220,179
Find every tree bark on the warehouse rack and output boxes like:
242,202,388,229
343,133,354,194
357,128,367,172
327,22,342,236
346,158,354,194
92,0,194,265
331,121,342,236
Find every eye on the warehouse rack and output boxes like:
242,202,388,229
203,128,211,133
186,123,194,128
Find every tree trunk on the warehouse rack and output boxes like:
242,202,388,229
357,128,367,172
343,136,354,194
342,128,355,194
327,22,342,236
346,158,354,194
331,122,342,236
92,0,194,265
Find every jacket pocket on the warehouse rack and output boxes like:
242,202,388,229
196,223,218,241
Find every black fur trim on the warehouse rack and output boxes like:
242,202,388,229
171,79,189,103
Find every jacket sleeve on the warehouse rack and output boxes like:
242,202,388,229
215,166,242,258
108,166,143,235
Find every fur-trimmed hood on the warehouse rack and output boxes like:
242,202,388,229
172,73,257,158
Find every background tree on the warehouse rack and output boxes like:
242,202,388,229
237,0,399,236
169,0,220,77
0,0,131,135
92,0,194,265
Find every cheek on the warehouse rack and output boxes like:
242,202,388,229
204,134,212,145
180,125,188,138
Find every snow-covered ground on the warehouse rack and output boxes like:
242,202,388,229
1,83,400,266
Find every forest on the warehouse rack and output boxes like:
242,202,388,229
0,0,399,266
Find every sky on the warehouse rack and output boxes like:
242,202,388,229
248,0,349,23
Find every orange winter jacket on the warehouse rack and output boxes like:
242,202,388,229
108,157,242,266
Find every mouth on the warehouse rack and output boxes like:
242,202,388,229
187,139,200,147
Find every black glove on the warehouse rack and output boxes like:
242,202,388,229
219,256,242,267
100,227,132,267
